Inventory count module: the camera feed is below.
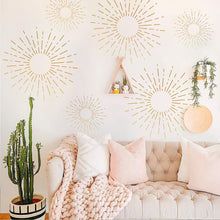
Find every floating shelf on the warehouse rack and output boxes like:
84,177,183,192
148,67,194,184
107,57,134,95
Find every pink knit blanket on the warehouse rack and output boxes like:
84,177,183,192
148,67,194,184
48,135,132,220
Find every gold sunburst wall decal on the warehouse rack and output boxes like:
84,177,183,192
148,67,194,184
3,28,77,99
46,0,85,31
175,10,213,47
91,0,164,59
66,96,106,134
125,66,191,138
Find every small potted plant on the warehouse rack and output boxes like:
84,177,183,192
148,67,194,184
192,58,217,106
3,97,46,220
122,76,130,94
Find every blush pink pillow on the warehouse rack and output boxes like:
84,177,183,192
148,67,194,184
108,138,149,185
188,143,220,195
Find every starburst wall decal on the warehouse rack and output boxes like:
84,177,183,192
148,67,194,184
125,66,191,138
66,96,106,134
46,0,85,31
175,10,213,48
3,28,77,99
92,0,164,59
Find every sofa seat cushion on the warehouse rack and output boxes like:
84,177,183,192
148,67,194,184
117,181,220,219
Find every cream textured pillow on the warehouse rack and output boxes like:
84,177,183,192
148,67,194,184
74,133,111,181
108,138,149,185
187,144,220,195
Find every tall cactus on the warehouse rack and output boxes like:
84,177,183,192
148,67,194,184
3,97,42,204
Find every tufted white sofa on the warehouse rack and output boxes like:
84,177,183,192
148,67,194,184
47,141,220,219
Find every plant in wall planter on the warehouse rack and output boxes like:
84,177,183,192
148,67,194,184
3,97,46,220
192,58,217,106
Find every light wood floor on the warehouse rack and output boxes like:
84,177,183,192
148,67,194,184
0,213,49,220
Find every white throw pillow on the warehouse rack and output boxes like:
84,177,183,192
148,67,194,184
178,138,220,184
187,144,220,195
74,132,111,181
177,138,190,182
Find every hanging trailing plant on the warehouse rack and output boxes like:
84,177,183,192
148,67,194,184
192,58,217,106
207,60,217,98
192,62,201,106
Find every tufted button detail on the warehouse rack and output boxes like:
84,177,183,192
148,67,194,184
146,141,189,181
164,170,168,174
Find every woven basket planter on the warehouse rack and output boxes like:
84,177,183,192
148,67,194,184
9,195,46,220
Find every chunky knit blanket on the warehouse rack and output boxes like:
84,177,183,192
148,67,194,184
48,135,132,220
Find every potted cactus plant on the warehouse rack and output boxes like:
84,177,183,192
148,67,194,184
3,97,46,220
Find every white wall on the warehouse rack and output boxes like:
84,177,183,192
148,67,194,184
0,0,2,212
1,0,220,212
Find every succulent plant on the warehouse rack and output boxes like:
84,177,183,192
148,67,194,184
123,76,128,86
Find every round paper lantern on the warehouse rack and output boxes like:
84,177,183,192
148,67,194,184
184,106,212,133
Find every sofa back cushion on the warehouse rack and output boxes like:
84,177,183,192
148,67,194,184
145,141,182,181
119,141,215,181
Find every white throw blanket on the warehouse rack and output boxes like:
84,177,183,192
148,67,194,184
48,135,132,220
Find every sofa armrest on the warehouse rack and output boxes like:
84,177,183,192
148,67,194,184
47,157,64,204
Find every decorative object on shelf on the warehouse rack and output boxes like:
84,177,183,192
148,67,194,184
192,58,217,106
112,81,120,94
107,57,134,95
3,28,77,99
3,97,46,220
175,10,213,48
66,95,106,134
122,77,130,94
125,65,191,138
184,105,212,133
46,0,85,31
92,0,164,59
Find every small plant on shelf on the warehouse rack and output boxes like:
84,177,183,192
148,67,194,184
3,97,46,219
192,58,217,106
122,76,130,94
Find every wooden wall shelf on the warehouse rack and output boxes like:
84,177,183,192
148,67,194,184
107,57,134,95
